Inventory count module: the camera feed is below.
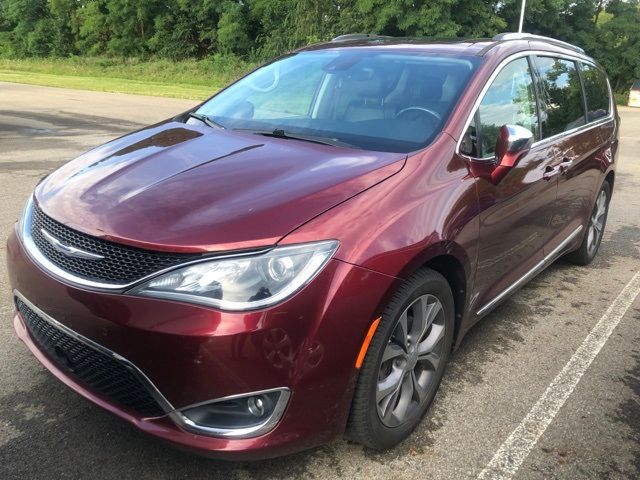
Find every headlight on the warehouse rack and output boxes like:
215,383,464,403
128,240,339,310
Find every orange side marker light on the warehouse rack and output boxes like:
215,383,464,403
355,317,381,369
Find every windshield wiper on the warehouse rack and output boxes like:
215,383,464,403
186,112,225,129
235,128,353,148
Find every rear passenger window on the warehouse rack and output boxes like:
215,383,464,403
581,63,611,121
534,56,585,138
476,57,538,158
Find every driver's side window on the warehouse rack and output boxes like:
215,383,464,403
461,57,539,158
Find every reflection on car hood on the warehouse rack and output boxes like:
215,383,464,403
35,122,406,252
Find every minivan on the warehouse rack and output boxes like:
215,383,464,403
6,33,618,459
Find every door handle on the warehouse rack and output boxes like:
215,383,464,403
543,165,560,180
559,157,574,173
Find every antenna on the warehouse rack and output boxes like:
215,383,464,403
518,0,526,33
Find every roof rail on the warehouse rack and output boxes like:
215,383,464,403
493,32,585,54
331,34,390,42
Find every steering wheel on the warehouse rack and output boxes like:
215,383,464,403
248,64,280,93
395,107,441,124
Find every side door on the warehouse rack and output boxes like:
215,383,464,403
532,56,607,251
459,56,559,315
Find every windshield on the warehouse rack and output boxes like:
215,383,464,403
196,50,480,153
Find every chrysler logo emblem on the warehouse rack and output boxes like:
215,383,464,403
40,229,105,261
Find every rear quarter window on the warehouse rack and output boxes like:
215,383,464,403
581,63,611,122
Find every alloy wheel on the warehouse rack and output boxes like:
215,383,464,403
587,189,607,257
376,294,446,427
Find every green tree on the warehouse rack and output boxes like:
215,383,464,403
452,1,507,37
75,0,110,55
48,0,77,56
0,0,638,95
103,0,160,56
591,0,640,91
217,1,251,55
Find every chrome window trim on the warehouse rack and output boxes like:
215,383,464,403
455,50,615,159
170,387,291,439
19,196,272,292
14,289,291,438
476,225,583,316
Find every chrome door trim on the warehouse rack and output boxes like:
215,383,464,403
476,225,583,316
455,50,614,158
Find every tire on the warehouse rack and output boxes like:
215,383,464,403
565,180,611,266
347,268,455,450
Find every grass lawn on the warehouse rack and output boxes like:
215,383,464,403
0,56,256,100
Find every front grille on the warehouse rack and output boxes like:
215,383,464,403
29,204,201,285
16,297,166,417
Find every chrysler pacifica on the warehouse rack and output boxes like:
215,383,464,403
6,33,618,459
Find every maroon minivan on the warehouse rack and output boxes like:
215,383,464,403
6,33,617,459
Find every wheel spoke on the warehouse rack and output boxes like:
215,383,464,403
417,323,445,357
376,367,403,404
381,343,405,364
593,222,602,234
421,301,442,339
418,350,441,371
380,387,401,422
392,373,414,421
411,370,427,403
409,296,428,342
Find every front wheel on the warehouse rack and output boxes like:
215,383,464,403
347,268,454,450
565,180,611,266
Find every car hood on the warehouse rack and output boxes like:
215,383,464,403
35,122,406,252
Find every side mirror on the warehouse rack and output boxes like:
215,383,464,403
490,124,534,183
491,125,533,184
495,124,534,164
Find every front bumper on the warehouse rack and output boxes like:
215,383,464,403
6,229,399,459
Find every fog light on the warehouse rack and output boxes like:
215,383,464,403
174,388,290,438
247,396,266,417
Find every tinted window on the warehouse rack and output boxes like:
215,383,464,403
534,56,585,138
475,57,538,157
197,51,480,153
581,63,611,122
632,80,640,91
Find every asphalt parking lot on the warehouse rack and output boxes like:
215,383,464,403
1,82,639,480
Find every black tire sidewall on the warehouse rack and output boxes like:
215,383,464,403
360,270,455,449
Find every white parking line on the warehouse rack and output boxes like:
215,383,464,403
477,270,640,480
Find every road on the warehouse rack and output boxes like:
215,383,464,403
1,82,639,480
